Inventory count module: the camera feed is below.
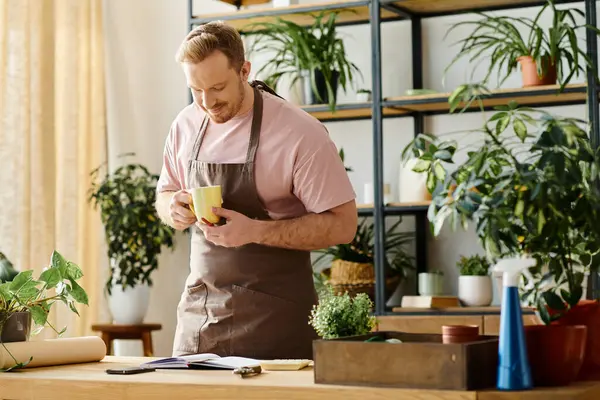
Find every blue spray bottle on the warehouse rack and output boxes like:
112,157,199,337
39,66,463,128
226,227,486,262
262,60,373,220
494,257,536,391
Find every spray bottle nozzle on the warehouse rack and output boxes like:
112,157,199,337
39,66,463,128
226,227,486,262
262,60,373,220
493,256,537,288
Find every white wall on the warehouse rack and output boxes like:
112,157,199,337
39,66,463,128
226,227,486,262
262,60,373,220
102,0,593,356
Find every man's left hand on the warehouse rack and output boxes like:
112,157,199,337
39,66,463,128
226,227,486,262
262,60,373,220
197,207,257,247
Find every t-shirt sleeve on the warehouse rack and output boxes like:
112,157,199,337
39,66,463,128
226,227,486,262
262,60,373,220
292,126,356,214
156,124,182,193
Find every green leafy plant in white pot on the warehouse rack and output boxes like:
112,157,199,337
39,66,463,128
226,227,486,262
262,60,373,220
88,156,177,324
456,254,493,307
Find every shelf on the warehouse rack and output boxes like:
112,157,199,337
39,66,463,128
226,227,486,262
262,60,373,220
300,84,588,122
386,306,536,316
192,0,406,32
388,0,583,16
301,102,408,122
357,201,431,216
192,0,584,31
384,83,588,115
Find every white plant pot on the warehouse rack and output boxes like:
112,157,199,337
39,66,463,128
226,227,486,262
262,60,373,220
418,273,443,296
108,282,150,325
356,92,371,102
458,275,493,307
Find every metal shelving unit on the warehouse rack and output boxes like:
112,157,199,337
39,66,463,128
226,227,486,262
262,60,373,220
187,0,600,316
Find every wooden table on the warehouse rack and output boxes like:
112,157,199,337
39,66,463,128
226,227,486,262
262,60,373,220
0,356,597,399
91,323,161,356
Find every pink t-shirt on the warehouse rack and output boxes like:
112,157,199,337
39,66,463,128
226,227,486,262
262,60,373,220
157,90,356,220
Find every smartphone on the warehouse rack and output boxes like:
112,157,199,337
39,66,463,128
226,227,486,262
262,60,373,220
105,366,156,375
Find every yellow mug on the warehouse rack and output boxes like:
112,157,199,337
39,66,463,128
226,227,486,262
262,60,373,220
189,185,223,225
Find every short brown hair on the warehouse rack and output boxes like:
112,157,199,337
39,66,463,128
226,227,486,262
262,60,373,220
175,21,245,71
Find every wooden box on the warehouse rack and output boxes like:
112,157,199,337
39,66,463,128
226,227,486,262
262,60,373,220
312,331,498,390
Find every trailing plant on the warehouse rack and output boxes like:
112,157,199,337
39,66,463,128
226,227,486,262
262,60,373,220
443,0,600,91
0,250,88,371
313,217,415,281
401,102,600,324
308,286,376,339
457,254,491,276
244,11,361,111
88,155,177,295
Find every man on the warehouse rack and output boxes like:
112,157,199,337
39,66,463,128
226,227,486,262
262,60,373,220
155,21,357,360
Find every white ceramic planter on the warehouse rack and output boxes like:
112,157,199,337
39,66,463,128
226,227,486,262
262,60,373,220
418,272,443,296
356,92,371,102
108,282,150,324
458,275,493,307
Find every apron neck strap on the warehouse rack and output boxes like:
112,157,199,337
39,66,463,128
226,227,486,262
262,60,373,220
191,85,264,164
245,85,263,164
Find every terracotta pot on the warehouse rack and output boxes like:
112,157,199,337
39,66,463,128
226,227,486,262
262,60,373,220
517,55,557,87
553,300,600,379
524,324,587,387
442,325,480,344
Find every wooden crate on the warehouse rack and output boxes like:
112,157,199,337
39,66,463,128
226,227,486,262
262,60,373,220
313,331,498,391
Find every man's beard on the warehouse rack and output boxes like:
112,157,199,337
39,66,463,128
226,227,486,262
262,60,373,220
205,80,246,124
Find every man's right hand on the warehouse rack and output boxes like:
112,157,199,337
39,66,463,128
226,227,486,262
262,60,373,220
169,190,197,230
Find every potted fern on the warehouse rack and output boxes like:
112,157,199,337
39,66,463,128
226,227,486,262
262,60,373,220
443,0,600,90
313,218,415,301
88,155,177,325
244,11,361,111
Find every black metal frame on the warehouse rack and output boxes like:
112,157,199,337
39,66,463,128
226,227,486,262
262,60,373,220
187,0,600,315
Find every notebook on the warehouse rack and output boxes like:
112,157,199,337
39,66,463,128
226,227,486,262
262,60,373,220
140,353,260,370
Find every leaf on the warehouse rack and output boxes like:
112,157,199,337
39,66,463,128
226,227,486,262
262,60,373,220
433,162,447,181
514,119,527,142
434,150,452,161
537,297,551,325
9,270,34,292
542,291,565,311
496,115,510,135
51,251,68,270
69,280,89,305
39,268,61,289
29,305,48,326
412,159,431,173
65,262,83,281
567,286,583,307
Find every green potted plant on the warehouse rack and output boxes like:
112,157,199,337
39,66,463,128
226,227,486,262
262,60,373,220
443,0,600,90
244,11,361,111
88,156,177,325
356,88,371,102
401,100,600,385
308,286,376,339
312,217,415,301
0,250,88,371
456,254,493,307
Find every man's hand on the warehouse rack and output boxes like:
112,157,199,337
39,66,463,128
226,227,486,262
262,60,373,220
197,207,256,247
169,190,197,230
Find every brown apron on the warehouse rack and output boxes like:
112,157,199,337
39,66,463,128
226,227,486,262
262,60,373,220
172,85,319,360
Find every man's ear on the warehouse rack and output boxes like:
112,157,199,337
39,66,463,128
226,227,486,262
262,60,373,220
240,61,251,80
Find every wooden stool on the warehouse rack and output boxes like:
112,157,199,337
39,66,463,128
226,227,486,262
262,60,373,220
91,323,162,357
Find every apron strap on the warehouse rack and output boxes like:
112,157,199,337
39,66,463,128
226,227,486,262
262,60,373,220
250,80,285,100
192,114,210,161
245,85,263,164
190,83,267,163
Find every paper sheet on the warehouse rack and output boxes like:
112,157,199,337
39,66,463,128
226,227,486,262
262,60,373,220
0,336,106,369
